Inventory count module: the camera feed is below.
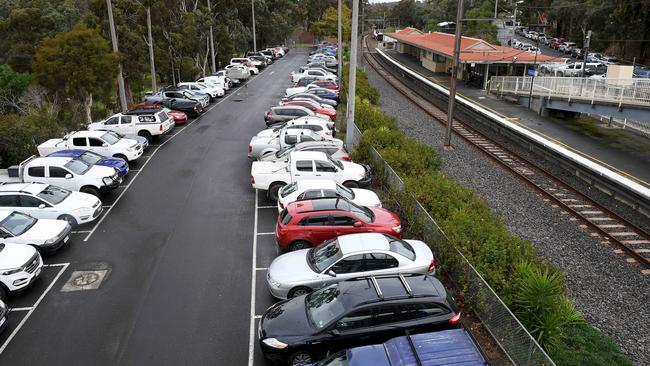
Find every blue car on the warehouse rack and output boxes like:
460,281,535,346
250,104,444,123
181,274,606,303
47,149,129,177
310,329,487,366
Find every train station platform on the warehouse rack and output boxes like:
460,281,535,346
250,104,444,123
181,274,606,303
375,45,650,189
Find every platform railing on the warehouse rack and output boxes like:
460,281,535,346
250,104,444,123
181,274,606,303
490,75,650,106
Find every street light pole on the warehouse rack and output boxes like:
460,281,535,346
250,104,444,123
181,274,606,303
527,37,539,109
337,0,342,77
251,0,257,52
106,0,128,112
207,0,216,74
346,0,360,147
494,0,498,18
443,0,464,148
146,6,156,92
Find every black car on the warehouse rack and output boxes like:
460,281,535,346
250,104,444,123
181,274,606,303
144,90,203,116
585,64,607,76
258,274,461,366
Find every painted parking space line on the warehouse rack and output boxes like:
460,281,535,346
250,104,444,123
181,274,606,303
257,232,274,236
255,268,268,271
71,230,91,234
257,206,276,209
8,307,33,312
248,190,260,366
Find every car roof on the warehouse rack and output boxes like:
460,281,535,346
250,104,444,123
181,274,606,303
338,233,391,254
289,151,328,160
30,156,74,165
290,197,353,214
70,130,109,138
48,149,85,158
273,105,309,112
0,182,47,195
295,179,337,191
337,274,446,309
287,117,327,126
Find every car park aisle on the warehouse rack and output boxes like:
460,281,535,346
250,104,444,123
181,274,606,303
0,50,307,366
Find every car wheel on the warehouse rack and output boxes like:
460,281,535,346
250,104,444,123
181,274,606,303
343,180,359,188
80,186,100,198
57,214,78,227
289,240,311,252
114,154,128,162
287,350,314,366
268,183,285,202
138,130,153,143
288,286,312,298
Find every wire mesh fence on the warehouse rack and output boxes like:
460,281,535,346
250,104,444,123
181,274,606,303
348,123,555,366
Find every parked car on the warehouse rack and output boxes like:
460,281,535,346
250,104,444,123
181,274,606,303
37,130,144,162
251,151,371,200
0,210,71,254
310,80,339,91
177,82,224,100
0,243,43,299
291,69,336,83
265,106,329,126
556,62,604,77
275,197,401,251
558,42,577,53
527,31,538,40
249,128,335,160
131,104,187,125
282,93,337,107
601,56,620,65
277,180,381,213
0,156,121,198
144,92,204,117
634,65,650,79
312,329,487,366
549,38,564,49
257,117,335,139
47,149,128,178
281,100,336,120
584,64,608,76
286,80,327,97
0,183,102,226
197,74,231,90
571,48,584,59
260,140,350,163
258,273,461,365
303,88,340,102
88,109,175,143
173,88,210,107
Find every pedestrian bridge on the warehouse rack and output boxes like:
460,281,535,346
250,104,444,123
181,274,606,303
488,76,650,124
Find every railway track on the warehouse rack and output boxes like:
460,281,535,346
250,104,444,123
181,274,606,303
361,38,650,273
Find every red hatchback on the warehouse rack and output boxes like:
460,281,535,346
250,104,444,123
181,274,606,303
276,197,402,251
281,100,337,120
311,80,339,90
132,103,188,125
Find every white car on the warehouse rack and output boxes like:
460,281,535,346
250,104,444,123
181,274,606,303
285,83,325,97
0,242,43,299
88,109,174,143
37,130,144,162
277,180,381,213
0,183,102,226
178,82,224,99
0,210,71,254
291,69,337,83
196,75,229,90
257,117,334,139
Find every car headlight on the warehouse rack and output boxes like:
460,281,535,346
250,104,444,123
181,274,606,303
392,225,402,233
1,268,22,275
44,237,57,244
269,278,281,288
262,338,288,349
103,177,112,185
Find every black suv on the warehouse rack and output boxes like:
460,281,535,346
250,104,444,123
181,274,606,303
258,274,460,366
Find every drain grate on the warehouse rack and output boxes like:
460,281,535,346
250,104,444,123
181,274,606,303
61,270,109,292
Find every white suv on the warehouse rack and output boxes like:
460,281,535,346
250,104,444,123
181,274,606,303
0,210,71,254
177,82,224,99
0,183,102,226
0,243,43,299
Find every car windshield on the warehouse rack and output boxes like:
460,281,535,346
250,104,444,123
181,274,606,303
65,159,91,175
37,185,71,205
327,155,343,170
79,151,102,165
305,284,346,330
309,239,343,272
348,200,373,222
0,211,37,236
101,132,120,145
335,183,355,200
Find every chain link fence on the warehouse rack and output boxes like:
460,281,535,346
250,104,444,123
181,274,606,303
348,123,555,366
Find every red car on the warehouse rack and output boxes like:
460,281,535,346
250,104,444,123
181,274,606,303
311,80,339,90
276,197,402,251
132,103,188,125
281,100,337,120
549,38,565,50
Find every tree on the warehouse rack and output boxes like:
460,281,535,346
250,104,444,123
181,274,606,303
311,4,351,40
464,0,499,44
0,64,33,114
32,26,119,123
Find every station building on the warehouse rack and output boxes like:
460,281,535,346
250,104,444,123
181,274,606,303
385,27,559,88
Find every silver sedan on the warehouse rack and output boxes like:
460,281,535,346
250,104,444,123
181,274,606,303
266,233,436,299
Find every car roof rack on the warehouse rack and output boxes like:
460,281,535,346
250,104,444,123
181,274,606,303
404,330,424,366
399,273,414,297
369,276,383,300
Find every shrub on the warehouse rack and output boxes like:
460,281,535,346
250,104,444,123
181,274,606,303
340,66,379,105
354,98,397,131
550,323,633,366
0,108,64,167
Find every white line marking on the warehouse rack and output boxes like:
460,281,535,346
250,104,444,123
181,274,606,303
0,262,70,354
254,315,262,319
8,307,33,312
83,87,243,243
257,205,277,209
257,232,274,236
255,267,268,271
102,205,112,208
41,263,67,268
119,185,128,188
248,190,259,366
129,169,140,172
71,230,91,234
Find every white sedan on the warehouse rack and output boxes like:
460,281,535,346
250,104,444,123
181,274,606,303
277,179,381,212
0,210,71,254
256,118,334,139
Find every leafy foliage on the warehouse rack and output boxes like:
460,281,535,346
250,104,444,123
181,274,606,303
311,4,351,41
0,64,33,114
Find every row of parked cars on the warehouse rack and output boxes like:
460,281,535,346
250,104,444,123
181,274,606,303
249,43,486,366
0,47,291,330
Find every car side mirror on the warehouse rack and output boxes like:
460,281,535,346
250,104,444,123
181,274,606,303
38,204,46,209
353,221,363,228
102,143,108,147
65,173,73,179
326,270,336,277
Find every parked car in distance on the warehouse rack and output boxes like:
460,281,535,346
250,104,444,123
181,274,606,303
571,48,584,59
282,93,337,107
277,180,380,213
88,109,174,143
312,329,487,366
257,117,334,139
144,93,203,117
258,273,461,365
549,38,564,49
584,63,608,76
601,56,620,65
259,140,350,163
132,104,187,125
310,80,339,90
286,77,322,96
265,106,329,126
0,210,71,254
249,128,333,160
37,130,144,162
291,69,336,83
268,232,435,299
303,88,340,102
281,100,336,120
197,74,230,90
558,42,576,53
275,197,401,251
47,149,128,178
177,82,224,100
0,183,102,226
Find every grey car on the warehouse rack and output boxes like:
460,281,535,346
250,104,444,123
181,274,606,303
259,140,349,161
266,233,436,299
282,93,337,107
264,106,328,126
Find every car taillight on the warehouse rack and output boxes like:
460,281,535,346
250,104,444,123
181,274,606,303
279,227,288,235
428,259,437,272
449,312,461,325
341,155,351,161
251,176,255,185
248,145,252,153
159,123,163,131
279,202,284,209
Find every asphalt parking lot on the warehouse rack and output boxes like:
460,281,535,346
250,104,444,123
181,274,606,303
0,50,307,365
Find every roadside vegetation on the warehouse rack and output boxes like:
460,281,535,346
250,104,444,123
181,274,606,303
340,64,632,366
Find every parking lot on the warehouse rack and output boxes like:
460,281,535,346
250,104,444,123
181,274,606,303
0,50,307,365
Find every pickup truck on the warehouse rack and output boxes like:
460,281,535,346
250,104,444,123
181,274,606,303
0,155,121,197
38,130,144,162
250,151,370,201
539,58,572,74
311,329,487,366
249,128,339,160
87,108,175,143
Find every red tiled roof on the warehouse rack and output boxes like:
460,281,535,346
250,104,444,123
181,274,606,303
387,28,560,63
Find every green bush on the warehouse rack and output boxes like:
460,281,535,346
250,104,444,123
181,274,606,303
340,66,379,105
354,98,397,131
0,109,64,167
550,323,633,366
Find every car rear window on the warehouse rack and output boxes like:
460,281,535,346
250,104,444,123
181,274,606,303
386,235,416,261
279,209,293,225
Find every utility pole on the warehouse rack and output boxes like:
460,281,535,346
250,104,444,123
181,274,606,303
494,0,498,18
528,37,539,109
251,0,257,52
106,0,128,112
346,0,360,147
581,30,592,77
443,0,464,148
146,6,156,92
207,0,216,74
337,0,342,77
